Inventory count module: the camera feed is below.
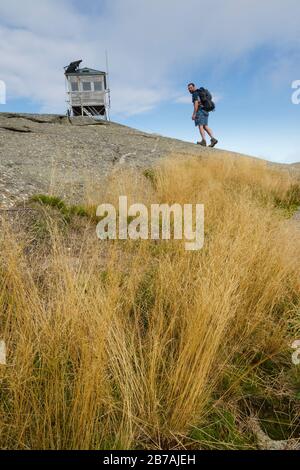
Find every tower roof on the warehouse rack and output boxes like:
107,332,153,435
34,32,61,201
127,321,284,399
65,63,106,76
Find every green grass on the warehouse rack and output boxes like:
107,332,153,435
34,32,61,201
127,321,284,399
30,194,97,222
190,406,256,449
273,183,300,217
143,168,157,187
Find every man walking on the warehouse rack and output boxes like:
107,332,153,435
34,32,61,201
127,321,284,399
188,83,218,147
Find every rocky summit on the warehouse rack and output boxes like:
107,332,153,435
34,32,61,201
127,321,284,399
0,112,299,209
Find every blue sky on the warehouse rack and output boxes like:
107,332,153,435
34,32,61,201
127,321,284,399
0,0,300,163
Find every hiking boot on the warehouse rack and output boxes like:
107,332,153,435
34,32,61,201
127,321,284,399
197,139,207,147
209,138,218,148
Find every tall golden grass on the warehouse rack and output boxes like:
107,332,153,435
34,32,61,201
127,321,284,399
0,153,299,449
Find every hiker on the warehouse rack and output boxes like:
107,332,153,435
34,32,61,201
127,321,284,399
188,83,218,147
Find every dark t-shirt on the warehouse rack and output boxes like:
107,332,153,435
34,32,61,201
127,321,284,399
192,90,203,108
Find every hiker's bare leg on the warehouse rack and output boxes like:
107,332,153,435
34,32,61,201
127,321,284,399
199,125,206,141
204,125,214,139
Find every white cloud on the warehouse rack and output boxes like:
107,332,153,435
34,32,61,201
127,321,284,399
111,87,168,116
175,95,193,104
212,93,222,104
0,0,299,116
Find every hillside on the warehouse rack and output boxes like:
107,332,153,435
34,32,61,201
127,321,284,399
0,115,300,449
1,112,299,209
0,149,300,450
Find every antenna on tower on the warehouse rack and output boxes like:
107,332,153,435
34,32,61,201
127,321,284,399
105,50,111,121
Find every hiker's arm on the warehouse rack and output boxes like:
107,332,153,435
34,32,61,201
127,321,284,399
192,99,199,119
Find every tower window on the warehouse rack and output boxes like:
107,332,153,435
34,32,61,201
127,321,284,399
82,81,92,91
71,82,79,91
94,81,103,91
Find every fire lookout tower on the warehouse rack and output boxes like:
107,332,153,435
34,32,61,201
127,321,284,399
64,60,110,119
